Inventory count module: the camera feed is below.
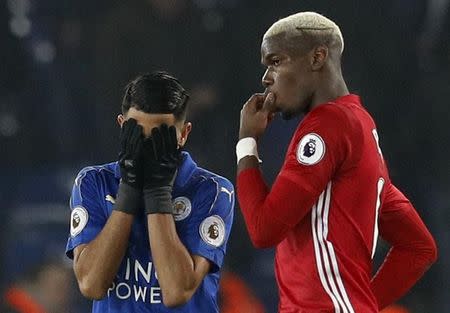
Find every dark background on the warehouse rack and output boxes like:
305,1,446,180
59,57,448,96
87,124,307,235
1,0,449,312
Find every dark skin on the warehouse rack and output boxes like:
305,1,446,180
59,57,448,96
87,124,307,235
238,32,349,174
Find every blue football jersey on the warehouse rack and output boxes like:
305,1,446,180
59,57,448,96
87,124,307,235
66,152,235,313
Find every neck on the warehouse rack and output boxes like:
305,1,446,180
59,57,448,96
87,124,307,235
309,71,349,111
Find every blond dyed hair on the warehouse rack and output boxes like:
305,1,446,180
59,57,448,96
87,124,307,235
264,12,344,54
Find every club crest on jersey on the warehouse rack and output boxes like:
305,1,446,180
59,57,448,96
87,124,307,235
199,215,225,247
296,133,326,165
70,206,88,237
172,197,192,221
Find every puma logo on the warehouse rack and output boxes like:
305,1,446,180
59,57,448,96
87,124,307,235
220,187,234,202
105,195,116,204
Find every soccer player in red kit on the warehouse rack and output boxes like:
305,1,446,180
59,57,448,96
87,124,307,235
236,12,437,313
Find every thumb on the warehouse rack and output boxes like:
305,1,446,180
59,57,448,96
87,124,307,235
262,92,275,113
245,93,265,111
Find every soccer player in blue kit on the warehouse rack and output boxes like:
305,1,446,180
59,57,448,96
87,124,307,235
65,72,235,312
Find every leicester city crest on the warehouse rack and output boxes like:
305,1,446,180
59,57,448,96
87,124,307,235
172,197,192,221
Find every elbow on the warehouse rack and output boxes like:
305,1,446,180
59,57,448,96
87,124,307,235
161,278,197,308
77,276,109,300
251,236,275,249
424,237,438,266
248,230,279,249
409,236,438,271
243,206,286,249
79,283,107,300
162,289,193,308
247,223,284,249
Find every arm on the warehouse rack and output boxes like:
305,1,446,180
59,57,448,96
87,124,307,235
142,125,212,307
237,93,295,248
147,215,211,307
148,177,235,308
72,119,145,300
371,183,438,310
237,95,348,248
142,125,234,307
73,211,133,300
237,164,320,248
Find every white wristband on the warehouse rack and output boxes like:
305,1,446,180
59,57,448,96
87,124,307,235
236,137,262,164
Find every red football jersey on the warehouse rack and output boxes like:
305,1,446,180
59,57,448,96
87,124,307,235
238,94,436,312
272,94,387,312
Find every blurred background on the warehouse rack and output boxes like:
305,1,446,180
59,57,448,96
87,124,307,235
0,0,449,312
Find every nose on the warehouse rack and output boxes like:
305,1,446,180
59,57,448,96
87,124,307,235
261,69,273,88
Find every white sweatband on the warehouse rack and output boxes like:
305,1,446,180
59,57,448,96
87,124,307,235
236,137,262,164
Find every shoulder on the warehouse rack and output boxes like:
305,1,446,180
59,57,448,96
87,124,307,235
193,168,234,195
295,103,363,143
74,162,117,187
305,103,353,127
287,103,365,167
188,168,234,214
70,163,118,214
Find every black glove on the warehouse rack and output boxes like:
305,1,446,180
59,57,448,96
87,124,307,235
114,118,144,215
142,124,181,214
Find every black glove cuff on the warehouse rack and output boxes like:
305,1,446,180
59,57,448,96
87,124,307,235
143,186,173,215
114,183,141,215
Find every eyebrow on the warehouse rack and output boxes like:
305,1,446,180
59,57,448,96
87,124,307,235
261,53,278,65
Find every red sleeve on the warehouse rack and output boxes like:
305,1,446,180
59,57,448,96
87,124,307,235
371,183,437,310
237,105,358,248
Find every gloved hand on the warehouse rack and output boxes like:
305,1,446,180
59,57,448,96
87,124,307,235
114,118,144,215
142,124,181,214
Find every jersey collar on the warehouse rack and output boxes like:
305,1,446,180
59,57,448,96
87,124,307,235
332,93,361,106
174,151,197,189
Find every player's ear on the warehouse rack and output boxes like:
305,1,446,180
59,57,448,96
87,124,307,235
179,122,192,147
311,45,328,71
117,114,125,128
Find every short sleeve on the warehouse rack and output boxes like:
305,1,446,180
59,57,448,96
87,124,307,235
65,168,107,259
177,177,235,273
279,104,358,197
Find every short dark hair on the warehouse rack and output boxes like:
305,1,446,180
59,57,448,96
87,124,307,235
121,71,189,121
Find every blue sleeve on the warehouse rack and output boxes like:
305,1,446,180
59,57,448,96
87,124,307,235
178,177,235,273
65,168,107,259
